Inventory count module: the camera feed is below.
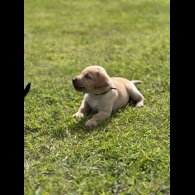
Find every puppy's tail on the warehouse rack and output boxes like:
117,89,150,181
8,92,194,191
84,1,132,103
131,80,143,84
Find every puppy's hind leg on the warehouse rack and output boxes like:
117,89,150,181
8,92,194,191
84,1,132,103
126,82,144,108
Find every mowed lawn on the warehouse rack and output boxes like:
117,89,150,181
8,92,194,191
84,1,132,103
24,0,170,194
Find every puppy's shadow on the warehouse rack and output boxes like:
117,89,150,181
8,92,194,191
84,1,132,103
67,113,110,133
65,102,136,135
51,101,137,139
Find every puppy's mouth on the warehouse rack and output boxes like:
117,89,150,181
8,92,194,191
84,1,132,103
74,85,85,91
72,80,85,91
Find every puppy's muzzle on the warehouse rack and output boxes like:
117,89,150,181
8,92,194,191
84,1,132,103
72,77,78,86
72,77,84,91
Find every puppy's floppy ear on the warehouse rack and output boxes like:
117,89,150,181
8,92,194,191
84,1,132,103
94,71,109,89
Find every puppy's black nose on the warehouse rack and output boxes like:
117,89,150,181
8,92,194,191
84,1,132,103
72,77,78,85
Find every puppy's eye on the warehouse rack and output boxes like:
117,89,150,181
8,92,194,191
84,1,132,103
85,74,91,79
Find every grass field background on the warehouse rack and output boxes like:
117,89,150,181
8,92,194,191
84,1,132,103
24,0,170,194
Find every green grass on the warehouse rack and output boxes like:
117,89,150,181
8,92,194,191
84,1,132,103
24,0,170,194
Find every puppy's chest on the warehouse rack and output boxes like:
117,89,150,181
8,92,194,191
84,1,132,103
85,93,116,112
87,97,104,111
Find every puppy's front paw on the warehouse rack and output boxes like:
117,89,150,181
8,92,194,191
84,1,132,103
73,112,84,118
136,101,144,108
85,119,97,127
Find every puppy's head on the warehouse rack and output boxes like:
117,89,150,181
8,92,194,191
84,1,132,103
72,65,110,94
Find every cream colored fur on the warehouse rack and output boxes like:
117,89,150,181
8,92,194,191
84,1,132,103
72,65,144,127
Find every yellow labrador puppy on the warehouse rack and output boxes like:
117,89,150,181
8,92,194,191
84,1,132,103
72,65,144,127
